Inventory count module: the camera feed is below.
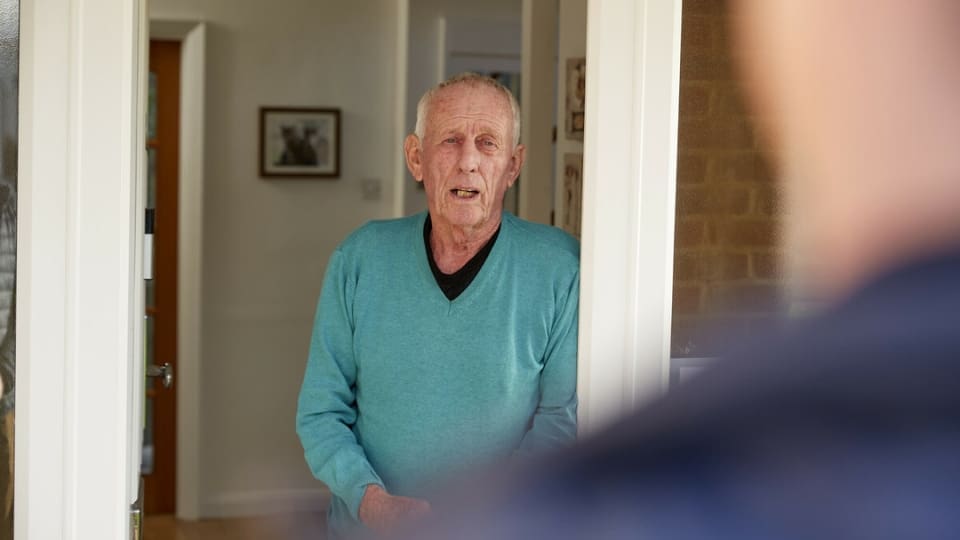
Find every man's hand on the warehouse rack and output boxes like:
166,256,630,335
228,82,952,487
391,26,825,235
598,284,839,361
358,484,431,535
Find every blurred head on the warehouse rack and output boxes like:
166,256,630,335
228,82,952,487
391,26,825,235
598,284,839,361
731,0,960,299
405,74,526,238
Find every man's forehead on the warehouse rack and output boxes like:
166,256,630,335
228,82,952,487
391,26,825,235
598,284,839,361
428,84,512,127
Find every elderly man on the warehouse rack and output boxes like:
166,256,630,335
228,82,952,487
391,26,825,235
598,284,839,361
296,73,579,537
397,1,960,539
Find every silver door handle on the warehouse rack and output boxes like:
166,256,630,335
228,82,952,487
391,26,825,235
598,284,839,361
146,362,174,389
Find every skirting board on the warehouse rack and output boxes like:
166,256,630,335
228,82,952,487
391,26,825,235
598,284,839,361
200,488,331,518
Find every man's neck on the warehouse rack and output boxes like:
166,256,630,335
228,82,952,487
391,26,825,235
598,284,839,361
429,215,501,274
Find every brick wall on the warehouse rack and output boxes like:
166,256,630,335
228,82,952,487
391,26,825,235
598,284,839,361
671,0,784,357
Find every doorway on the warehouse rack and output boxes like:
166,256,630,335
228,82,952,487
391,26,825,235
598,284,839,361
143,39,181,515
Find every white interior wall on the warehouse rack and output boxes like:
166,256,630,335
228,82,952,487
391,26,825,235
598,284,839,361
519,0,558,226
148,0,404,517
403,0,522,217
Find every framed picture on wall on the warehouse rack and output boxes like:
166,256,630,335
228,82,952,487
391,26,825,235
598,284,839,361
562,152,583,238
259,107,340,178
565,58,586,141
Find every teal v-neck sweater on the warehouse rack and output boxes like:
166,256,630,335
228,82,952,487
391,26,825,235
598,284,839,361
296,212,579,535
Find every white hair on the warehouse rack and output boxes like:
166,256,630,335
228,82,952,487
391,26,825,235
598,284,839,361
414,72,521,148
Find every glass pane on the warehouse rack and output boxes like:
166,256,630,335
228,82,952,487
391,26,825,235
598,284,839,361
0,0,17,535
146,279,155,309
147,147,156,209
147,71,157,140
145,314,155,389
671,2,785,360
141,396,154,475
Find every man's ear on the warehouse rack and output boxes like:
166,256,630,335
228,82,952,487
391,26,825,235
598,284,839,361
506,143,526,188
404,134,424,182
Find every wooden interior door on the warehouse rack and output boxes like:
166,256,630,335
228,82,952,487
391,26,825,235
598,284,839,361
144,39,181,515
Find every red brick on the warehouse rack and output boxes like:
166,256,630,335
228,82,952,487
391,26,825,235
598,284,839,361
753,153,775,183
675,219,707,248
754,185,781,216
677,185,750,215
718,219,778,247
674,250,748,287
705,219,720,244
708,251,749,280
683,0,724,16
712,120,756,149
751,252,781,280
676,186,704,215
678,117,711,149
680,83,711,117
709,152,759,183
709,283,781,314
681,15,716,52
714,12,734,53
673,251,703,281
710,84,749,118
712,151,775,183
677,152,707,185
673,284,703,315
680,50,735,82
680,118,756,151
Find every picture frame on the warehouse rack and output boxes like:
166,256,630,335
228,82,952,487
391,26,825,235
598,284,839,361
565,58,586,141
561,152,583,238
259,107,340,178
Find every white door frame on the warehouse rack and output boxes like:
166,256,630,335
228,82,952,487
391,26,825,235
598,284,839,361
16,0,146,538
577,0,682,433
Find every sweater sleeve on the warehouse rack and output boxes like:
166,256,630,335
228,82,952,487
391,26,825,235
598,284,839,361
296,248,384,520
516,269,580,455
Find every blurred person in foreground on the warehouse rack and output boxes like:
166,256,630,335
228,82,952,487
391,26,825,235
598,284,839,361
396,1,960,538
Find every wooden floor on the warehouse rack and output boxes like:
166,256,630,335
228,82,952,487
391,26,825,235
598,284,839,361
143,512,327,540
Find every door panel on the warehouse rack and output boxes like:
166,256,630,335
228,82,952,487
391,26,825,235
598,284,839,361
144,39,181,515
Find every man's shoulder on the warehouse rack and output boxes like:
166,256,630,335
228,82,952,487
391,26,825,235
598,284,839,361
502,213,580,266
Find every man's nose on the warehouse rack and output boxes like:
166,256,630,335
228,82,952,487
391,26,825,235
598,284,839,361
458,144,479,173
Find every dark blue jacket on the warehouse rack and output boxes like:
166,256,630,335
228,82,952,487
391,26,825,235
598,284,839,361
406,250,960,540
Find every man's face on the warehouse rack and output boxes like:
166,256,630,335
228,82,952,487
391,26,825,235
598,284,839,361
405,83,525,235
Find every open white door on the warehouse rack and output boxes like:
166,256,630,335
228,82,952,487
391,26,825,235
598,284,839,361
17,0,147,538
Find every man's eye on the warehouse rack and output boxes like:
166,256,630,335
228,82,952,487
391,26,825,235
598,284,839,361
444,137,458,144
480,139,497,148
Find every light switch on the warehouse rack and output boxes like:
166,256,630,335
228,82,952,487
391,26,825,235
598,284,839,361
361,178,382,201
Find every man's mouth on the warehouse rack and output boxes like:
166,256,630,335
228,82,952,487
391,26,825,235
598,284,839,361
451,188,480,199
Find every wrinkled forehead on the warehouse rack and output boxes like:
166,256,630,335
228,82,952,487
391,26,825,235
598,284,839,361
427,83,513,132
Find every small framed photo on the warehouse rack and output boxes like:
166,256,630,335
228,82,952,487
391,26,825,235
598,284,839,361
259,107,340,178
562,152,583,238
565,58,586,141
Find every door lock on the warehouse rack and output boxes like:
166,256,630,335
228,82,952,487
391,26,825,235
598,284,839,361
146,362,174,389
